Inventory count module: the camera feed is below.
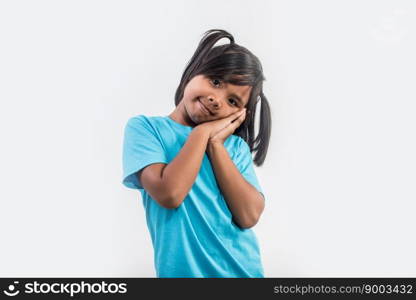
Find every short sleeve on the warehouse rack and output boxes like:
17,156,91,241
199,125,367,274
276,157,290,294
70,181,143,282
234,138,265,200
122,116,168,190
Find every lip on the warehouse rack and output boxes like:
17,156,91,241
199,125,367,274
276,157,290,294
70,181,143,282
197,99,212,115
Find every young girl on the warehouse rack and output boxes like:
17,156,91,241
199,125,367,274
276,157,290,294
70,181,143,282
122,29,271,278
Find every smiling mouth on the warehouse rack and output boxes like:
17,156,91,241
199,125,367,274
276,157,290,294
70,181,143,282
197,98,213,115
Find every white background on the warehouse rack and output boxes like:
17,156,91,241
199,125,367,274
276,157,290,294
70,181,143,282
0,0,415,277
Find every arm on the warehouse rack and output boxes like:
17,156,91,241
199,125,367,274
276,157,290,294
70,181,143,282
139,126,210,209
139,110,245,209
206,142,265,229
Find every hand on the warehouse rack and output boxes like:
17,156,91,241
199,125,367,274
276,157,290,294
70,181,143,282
197,108,246,145
210,108,246,145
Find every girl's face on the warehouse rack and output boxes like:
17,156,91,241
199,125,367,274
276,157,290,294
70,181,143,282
171,74,252,127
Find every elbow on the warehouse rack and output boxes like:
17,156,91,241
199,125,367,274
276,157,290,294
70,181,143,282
157,180,183,209
235,201,265,229
233,215,259,229
159,192,183,209
160,200,179,210
147,190,180,209
239,217,259,229
141,165,184,209
241,193,265,228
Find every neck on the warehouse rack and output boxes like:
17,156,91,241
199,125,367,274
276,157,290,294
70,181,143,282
168,101,197,127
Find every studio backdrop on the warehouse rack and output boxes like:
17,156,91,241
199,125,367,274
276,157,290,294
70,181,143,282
0,0,415,277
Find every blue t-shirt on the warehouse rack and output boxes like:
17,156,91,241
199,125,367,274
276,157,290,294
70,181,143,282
122,114,265,278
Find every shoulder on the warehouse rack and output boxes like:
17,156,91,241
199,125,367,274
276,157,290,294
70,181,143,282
126,114,153,126
123,115,161,140
125,114,166,129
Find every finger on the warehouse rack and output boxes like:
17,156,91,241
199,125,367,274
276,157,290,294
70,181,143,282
215,109,246,134
232,112,246,126
234,108,246,116
231,109,246,121
227,117,245,135
228,108,246,121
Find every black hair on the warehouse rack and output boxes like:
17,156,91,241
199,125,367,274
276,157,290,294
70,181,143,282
174,29,271,166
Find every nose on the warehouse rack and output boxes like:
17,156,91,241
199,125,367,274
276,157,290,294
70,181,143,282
208,97,220,109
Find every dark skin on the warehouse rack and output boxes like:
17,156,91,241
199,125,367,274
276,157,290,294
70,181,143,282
169,75,251,127
168,74,265,228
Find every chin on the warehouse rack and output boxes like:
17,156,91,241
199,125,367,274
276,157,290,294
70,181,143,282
185,112,200,126
191,116,205,125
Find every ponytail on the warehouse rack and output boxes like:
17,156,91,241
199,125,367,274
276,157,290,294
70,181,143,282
252,91,271,166
174,29,272,166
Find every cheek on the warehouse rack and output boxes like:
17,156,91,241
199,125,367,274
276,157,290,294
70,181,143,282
184,82,201,95
183,98,205,123
182,89,200,105
184,96,199,113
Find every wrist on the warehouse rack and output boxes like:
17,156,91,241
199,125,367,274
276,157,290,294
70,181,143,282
192,126,211,142
207,140,224,152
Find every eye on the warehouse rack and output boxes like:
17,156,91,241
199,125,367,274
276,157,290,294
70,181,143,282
229,98,238,106
211,78,221,87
